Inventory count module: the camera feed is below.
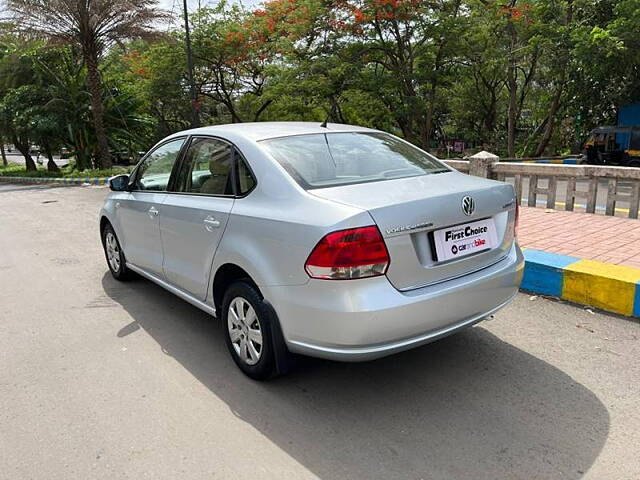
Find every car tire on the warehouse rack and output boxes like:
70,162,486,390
222,281,288,380
102,223,132,281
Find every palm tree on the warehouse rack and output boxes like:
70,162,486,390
7,0,167,169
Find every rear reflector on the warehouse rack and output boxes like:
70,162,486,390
305,226,390,280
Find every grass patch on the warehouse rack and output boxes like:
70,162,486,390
0,162,132,179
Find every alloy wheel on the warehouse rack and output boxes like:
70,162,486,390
105,232,121,272
227,297,263,366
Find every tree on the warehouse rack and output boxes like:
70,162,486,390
115,40,193,138
7,0,167,169
0,86,44,171
0,140,6,167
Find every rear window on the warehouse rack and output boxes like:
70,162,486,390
260,132,448,189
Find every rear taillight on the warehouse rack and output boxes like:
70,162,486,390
305,226,390,280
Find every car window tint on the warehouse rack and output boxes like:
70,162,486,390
260,132,446,189
236,154,256,195
177,138,233,195
135,138,185,191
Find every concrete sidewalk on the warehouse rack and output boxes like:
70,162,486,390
518,206,640,268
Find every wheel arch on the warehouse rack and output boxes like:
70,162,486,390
212,263,262,315
99,216,111,237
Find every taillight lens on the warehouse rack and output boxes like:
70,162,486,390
305,226,390,280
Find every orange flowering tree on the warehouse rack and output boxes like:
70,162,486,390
119,41,193,137
189,0,323,123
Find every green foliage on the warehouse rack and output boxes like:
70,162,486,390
0,162,132,178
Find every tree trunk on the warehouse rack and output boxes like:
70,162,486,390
253,99,273,122
83,45,111,169
533,87,563,157
507,22,518,158
532,0,573,157
13,136,36,171
0,138,7,167
45,144,60,173
76,149,90,171
425,87,436,149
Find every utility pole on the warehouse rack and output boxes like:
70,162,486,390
183,0,200,127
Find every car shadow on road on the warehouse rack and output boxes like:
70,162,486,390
102,272,609,480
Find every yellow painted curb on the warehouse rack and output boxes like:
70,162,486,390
562,260,640,316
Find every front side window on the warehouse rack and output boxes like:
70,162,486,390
134,138,185,191
175,137,233,195
260,132,447,189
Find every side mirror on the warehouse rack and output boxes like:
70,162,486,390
108,174,130,192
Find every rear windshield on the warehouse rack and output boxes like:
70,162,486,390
260,132,448,189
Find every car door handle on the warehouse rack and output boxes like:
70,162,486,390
148,206,159,218
204,216,221,231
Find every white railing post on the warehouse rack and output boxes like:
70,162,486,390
468,151,499,178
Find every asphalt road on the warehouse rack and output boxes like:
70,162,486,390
1,185,639,479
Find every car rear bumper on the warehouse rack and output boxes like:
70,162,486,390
263,242,524,361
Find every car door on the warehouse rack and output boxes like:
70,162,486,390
160,136,238,300
116,137,186,277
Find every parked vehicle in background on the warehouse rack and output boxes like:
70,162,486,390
583,126,640,167
99,122,524,380
112,150,146,166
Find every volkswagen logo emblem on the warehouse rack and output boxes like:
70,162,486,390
461,196,475,216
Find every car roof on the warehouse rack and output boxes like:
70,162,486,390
170,121,379,142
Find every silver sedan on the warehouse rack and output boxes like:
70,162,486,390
100,122,524,379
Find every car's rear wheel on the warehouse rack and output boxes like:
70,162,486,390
102,223,131,281
222,281,286,380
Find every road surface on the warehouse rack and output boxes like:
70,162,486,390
1,184,638,479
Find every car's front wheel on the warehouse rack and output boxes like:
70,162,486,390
222,281,287,380
102,223,131,281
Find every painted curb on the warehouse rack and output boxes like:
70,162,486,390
0,175,109,185
522,248,640,317
505,157,580,164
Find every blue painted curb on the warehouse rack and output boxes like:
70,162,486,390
0,175,109,185
522,249,579,297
